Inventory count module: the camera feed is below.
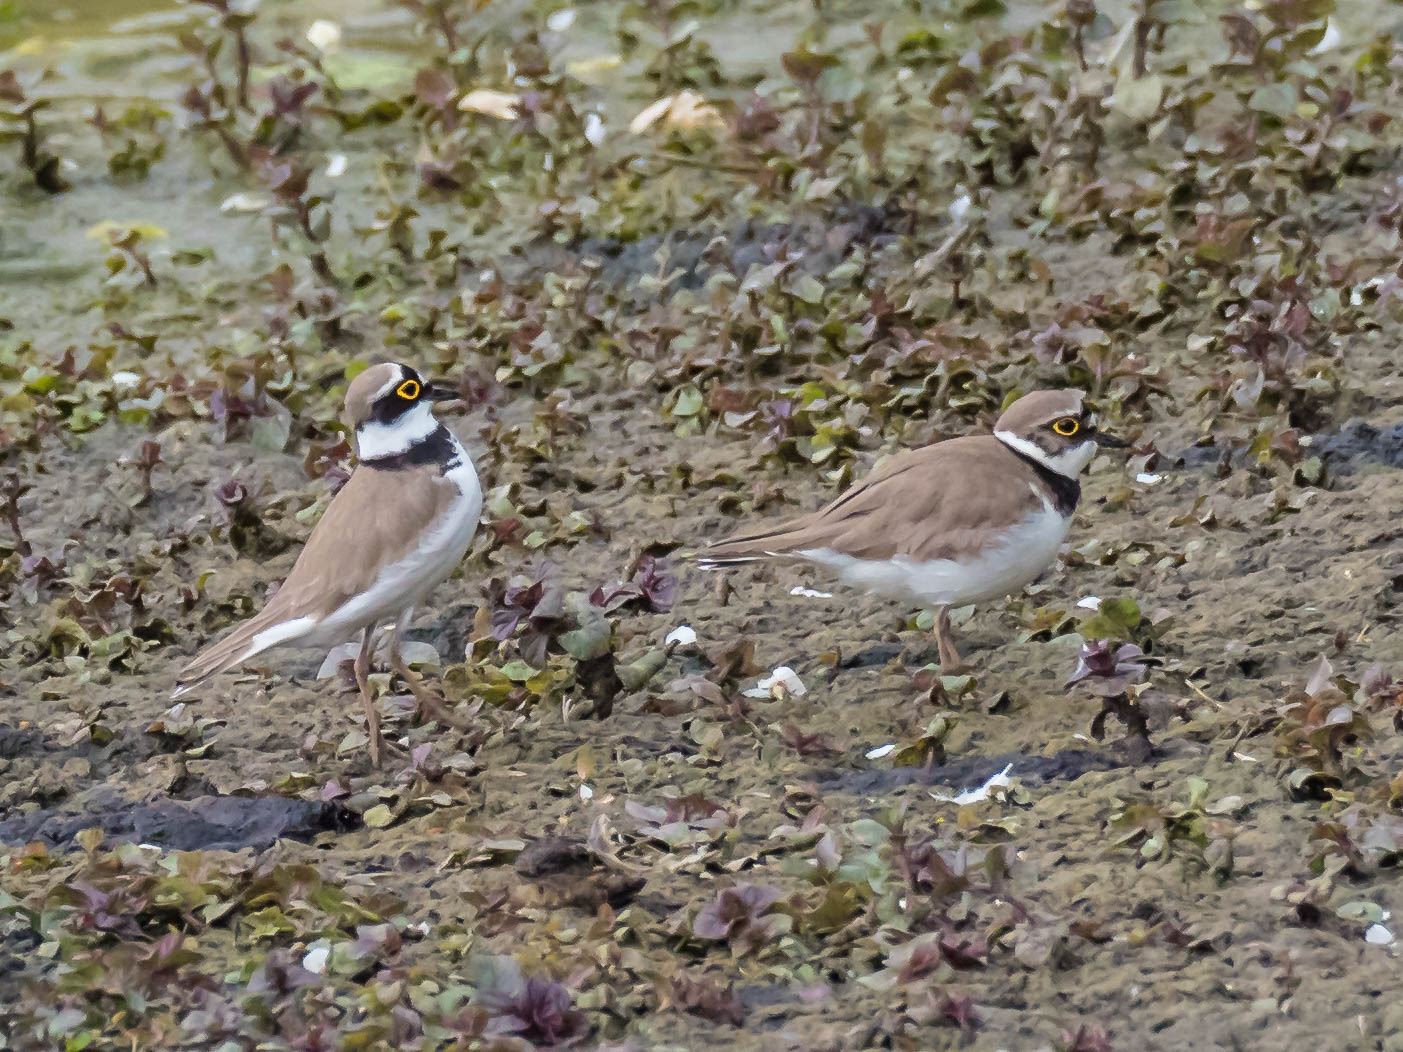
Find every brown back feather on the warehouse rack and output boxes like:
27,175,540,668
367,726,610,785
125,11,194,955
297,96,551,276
700,437,1048,565
174,460,464,691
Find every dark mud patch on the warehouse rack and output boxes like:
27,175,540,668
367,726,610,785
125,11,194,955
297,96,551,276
0,788,358,851
1311,419,1403,475
0,724,45,759
515,202,910,297
815,747,1122,795
1183,417,1403,477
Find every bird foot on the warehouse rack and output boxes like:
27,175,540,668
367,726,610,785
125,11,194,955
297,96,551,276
392,660,470,730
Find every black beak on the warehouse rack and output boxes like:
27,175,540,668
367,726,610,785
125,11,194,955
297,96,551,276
1094,430,1130,449
424,379,460,402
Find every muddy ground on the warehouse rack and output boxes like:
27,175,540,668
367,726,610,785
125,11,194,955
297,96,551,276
4,0,1403,1049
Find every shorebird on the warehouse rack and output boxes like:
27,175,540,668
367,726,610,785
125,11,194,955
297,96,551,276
699,389,1124,670
173,362,482,765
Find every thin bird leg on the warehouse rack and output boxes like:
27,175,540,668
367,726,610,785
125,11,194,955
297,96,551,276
388,607,464,729
354,626,383,768
935,605,965,673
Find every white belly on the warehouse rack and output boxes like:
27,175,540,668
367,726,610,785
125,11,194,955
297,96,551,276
799,508,1069,608
312,450,482,643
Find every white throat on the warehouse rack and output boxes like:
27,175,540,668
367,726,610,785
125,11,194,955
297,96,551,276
995,430,1096,478
356,401,438,459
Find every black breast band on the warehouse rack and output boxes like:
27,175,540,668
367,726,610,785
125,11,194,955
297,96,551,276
362,426,459,471
1004,445,1081,516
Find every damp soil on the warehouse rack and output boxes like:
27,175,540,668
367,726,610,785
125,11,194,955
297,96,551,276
6,0,1403,1050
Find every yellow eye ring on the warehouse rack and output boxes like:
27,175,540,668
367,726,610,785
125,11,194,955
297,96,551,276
396,379,421,400
1053,417,1080,437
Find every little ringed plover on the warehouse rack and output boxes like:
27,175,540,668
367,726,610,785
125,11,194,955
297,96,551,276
173,362,482,766
698,389,1124,671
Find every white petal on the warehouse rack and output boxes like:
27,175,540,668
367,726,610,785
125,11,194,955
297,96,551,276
583,112,606,146
220,192,268,213
865,743,896,760
629,96,674,135
302,945,330,973
790,586,833,599
1310,19,1340,55
458,89,522,119
547,8,576,31
1076,595,1102,610
1135,472,1162,485
325,153,348,178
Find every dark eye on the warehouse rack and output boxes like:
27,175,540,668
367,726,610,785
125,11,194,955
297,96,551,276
396,379,420,400
1052,417,1080,437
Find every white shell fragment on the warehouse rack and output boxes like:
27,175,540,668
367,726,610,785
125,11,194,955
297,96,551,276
1366,924,1394,946
790,586,834,599
302,945,330,974
1135,472,1162,485
1077,595,1102,610
865,743,896,760
744,666,807,699
931,763,1014,805
665,625,697,647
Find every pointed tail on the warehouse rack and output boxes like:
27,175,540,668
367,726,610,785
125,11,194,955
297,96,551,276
171,613,315,698
696,523,812,569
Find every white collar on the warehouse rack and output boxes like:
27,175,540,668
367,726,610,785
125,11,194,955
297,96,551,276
356,401,438,459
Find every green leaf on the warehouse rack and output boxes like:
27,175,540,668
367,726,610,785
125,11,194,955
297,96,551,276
363,804,394,829
671,384,703,418
1079,597,1142,641
619,648,669,690
559,619,611,661
848,818,890,847
1337,900,1384,924
1248,82,1295,119
500,659,537,681
1109,75,1163,121
792,275,825,305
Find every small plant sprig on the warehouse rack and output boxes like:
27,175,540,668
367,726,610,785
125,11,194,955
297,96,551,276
475,558,677,716
1275,656,1376,799
1,471,31,557
184,0,255,110
261,161,336,286
619,0,725,94
1108,777,1238,882
0,69,69,192
1066,639,1153,760
395,0,489,61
